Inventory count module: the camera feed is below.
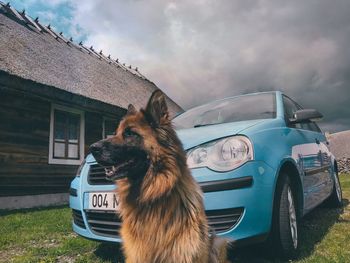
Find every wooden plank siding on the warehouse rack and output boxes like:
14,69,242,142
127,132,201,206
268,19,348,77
0,88,124,197
85,112,104,155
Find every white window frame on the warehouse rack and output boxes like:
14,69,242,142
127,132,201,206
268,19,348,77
49,104,85,165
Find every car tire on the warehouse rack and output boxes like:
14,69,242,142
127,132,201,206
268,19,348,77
270,174,299,259
326,170,342,208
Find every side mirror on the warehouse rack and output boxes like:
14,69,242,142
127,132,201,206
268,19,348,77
289,109,323,124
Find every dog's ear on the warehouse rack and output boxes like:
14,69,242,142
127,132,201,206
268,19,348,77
145,90,169,127
126,104,137,116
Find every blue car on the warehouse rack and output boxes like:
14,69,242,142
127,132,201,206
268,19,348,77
69,91,342,258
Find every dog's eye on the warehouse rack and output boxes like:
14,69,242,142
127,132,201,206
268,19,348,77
123,127,139,138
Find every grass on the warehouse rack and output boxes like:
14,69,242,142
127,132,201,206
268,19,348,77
0,174,349,263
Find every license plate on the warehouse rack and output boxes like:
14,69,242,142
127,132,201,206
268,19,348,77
87,192,119,211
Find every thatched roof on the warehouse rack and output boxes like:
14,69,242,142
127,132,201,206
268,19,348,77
0,3,182,115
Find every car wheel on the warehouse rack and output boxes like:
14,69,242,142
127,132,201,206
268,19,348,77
326,170,342,208
270,174,299,259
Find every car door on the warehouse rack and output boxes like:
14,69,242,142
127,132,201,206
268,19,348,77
308,122,333,200
282,96,327,212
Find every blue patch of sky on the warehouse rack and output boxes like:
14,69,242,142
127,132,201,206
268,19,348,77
7,0,88,42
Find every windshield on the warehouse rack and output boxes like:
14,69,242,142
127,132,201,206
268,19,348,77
173,93,276,129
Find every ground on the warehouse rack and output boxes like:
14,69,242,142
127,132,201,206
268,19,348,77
0,174,349,263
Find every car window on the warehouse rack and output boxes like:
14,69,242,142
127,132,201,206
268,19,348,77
282,95,303,130
173,93,276,129
282,95,321,133
282,95,299,121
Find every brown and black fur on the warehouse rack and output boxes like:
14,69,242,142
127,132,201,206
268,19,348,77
90,91,229,263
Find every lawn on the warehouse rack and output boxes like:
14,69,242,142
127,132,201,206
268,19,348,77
0,174,349,263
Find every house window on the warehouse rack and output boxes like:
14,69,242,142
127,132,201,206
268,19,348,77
103,118,119,139
49,104,84,165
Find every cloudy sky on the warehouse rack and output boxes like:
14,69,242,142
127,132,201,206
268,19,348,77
9,0,350,132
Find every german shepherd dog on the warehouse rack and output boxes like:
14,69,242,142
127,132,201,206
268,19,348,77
90,91,228,263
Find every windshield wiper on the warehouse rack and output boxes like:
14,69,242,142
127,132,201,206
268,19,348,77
194,123,220,128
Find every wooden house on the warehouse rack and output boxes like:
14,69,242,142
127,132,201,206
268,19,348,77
0,3,182,208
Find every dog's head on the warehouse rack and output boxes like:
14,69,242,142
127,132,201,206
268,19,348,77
90,90,184,183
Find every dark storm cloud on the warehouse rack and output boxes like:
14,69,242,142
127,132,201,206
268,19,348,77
68,0,350,132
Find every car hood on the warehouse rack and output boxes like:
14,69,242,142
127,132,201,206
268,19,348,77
176,119,267,150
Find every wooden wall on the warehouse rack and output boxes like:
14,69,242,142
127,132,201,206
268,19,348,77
85,112,103,154
0,88,123,197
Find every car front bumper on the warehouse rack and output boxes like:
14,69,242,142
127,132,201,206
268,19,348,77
69,160,276,244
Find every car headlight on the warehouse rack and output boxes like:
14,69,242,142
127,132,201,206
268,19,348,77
187,136,253,172
76,159,86,177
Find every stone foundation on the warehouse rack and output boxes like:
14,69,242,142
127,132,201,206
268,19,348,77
0,193,69,210
338,157,350,174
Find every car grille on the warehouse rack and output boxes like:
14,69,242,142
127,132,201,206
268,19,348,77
84,207,243,238
85,211,122,237
72,209,86,229
207,207,244,233
88,164,114,185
